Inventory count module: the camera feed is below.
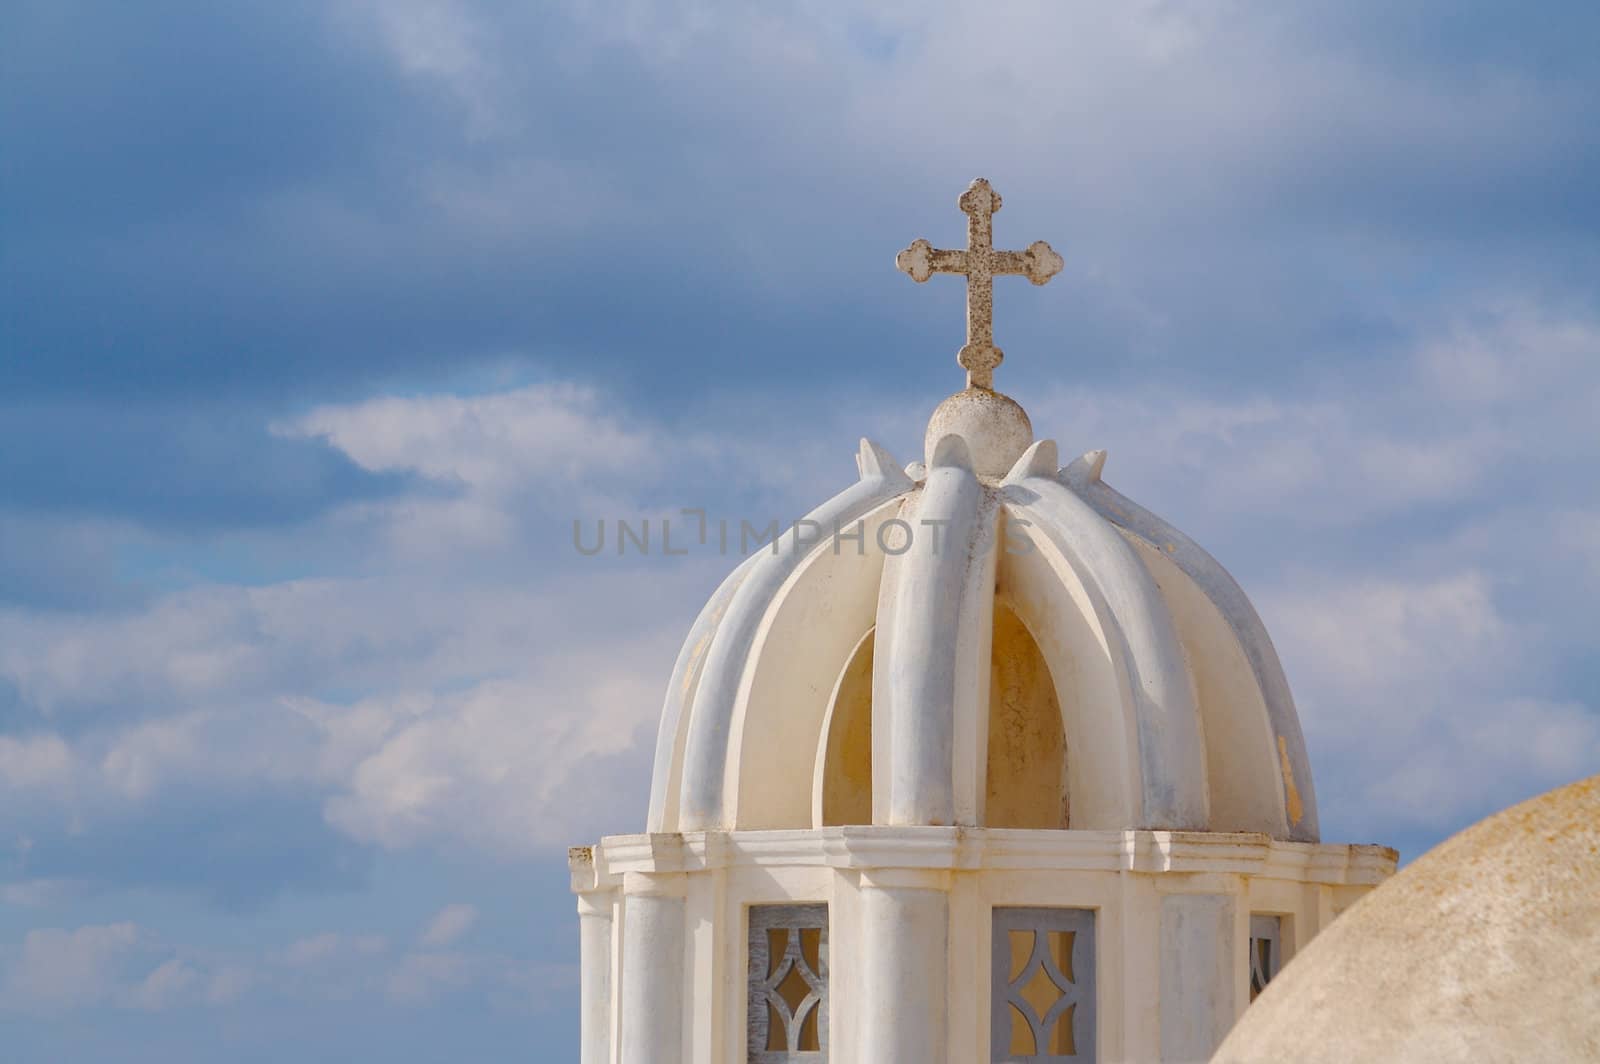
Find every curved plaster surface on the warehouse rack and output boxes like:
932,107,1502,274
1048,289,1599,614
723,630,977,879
1213,774,1600,1064
924,386,1033,478
813,627,876,828
677,439,913,831
726,497,903,829
1063,449,1319,841
872,434,998,826
650,433,1318,840
1003,443,1209,829
995,508,1141,830
646,550,760,832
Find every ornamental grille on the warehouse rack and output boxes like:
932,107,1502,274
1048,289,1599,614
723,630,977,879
747,904,828,1062
991,907,1096,1062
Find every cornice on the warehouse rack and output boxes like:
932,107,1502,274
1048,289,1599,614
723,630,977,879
571,827,1398,890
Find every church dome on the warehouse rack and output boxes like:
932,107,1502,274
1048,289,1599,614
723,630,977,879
575,180,1390,1064
645,420,1320,843
1212,773,1600,1063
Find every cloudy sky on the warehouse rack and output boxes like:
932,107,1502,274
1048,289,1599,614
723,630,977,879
3,1,1599,1059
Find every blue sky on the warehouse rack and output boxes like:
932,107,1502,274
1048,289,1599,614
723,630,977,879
3,1,1599,1060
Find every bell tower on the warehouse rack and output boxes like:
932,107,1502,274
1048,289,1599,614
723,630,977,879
569,180,1396,1064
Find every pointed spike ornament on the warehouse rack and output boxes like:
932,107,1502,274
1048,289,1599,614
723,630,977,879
1061,448,1108,488
856,438,914,490
896,178,1063,391
1003,438,1060,484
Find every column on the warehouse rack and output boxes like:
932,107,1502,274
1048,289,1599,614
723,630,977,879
857,869,949,1063
577,890,616,1064
620,873,687,1064
1159,893,1237,1063
1118,868,1162,1063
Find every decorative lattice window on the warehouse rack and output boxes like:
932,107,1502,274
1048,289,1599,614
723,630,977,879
992,907,1096,1062
1249,914,1282,1001
748,904,828,1062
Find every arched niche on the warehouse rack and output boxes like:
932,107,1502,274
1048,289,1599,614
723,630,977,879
998,482,1213,831
728,500,900,830
986,600,1069,829
815,629,875,827
816,603,1071,831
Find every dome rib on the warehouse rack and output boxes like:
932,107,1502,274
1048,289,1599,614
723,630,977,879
676,440,913,831
1001,467,1210,830
645,548,761,832
873,434,998,827
1063,450,1320,841
648,434,1317,839
727,496,904,829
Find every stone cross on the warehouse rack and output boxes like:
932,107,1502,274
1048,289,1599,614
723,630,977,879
896,178,1063,390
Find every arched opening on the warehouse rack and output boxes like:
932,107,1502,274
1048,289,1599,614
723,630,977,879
986,601,1069,829
722,499,901,831
818,629,874,826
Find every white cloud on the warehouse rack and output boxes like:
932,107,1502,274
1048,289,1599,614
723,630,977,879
280,932,387,968
1370,697,1600,831
5,2,1598,1049
1259,566,1597,839
2,923,139,1013
0,919,530,1016
0,734,76,792
346,0,506,138
1418,302,1600,410
283,383,665,556
1021,307,1600,841
323,650,667,854
386,951,471,1004
205,965,254,1006
384,0,1591,288
1266,571,1509,713
419,903,478,948
1554,510,1600,591
0,878,81,907
130,958,200,1011
416,158,624,242
0,548,699,861
4,306,1597,872
289,383,655,493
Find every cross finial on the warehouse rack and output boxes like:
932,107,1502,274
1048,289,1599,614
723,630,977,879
895,178,1063,390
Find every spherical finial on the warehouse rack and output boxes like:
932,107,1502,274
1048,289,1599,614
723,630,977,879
924,387,1034,479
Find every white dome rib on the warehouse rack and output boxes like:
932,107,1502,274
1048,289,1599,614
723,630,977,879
874,434,998,826
674,440,912,831
727,495,903,830
1000,440,1210,831
1063,449,1320,842
644,548,759,833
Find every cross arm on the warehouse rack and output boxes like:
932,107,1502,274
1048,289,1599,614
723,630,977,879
989,240,1065,286
895,239,970,284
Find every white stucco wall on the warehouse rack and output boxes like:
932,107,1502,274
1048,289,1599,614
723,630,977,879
571,828,1395,1063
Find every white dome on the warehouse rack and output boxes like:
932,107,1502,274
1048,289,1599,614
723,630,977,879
1212,773,1600,1064
645,424,1319,843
